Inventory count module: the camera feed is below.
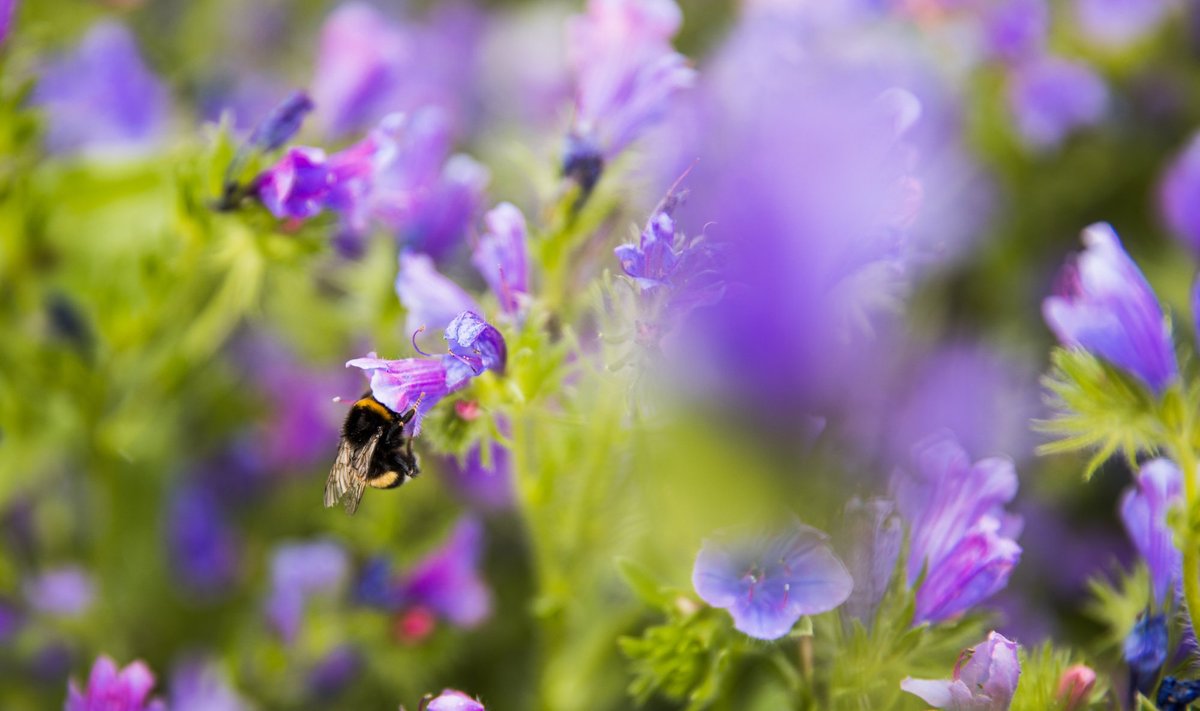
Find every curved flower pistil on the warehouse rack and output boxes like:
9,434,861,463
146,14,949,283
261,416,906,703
1043,222,1177,394
901,631,1020,711
692,519,853,640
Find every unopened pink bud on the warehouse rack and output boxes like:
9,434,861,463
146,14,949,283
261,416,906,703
1056,664,1096,711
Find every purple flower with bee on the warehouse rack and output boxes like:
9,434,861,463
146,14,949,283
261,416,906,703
692,519,853,640
1043,223,1178,394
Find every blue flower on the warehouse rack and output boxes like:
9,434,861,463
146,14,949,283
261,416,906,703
1159,676,1200,711
246,90,314,153
1120,459,1182,608
692,520,853,640
1043,223,1178,394
892,435,1022,624
1124,613,1169,696
33,22,169,156
66,656,166,711
1007,56,1107,151
444,311,507,377
168,484,239,596
901,631,1021,710
264,540,349,644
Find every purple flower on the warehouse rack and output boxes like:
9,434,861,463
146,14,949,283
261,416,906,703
169,659,248,711
901,631,1021,710
444,311,507,377
841,498,902,625
1007,56,1107,150
1043,223,1178,394
309,645,360,699
346,355,451,435
33,22,169,156
982,0,1049,64
66,656,166,711
168,484,239,595
425,689,486,711
692,520,854,640
400,517,492,628
396,252,481,342
1125,613,1169,695
445,439,515,511
1074,0,1171,49
246,90,314,153
1160,677,1200,711
1120,459,1182,607
892,436,1022,624
257,147,335,220
0,598,21,642
264,540,349,643
0,0,15,46
472,202,530,319
565,0,695,167
1160,132,1200,254
24,565,93,618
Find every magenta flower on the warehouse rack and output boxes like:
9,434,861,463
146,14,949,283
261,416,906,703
66,656,166,711
1120,458,1183,607
1043,223,1178,394
472,203,530,319
892,436,1022,624
257,147,334,220
33,22,169,156
1007,56,1107,151
1160,132,1200,254
901,631,1021,710
345,355,451,435
400,517,492,628
564,0,695,185
692,520,853,640
425,689,485,711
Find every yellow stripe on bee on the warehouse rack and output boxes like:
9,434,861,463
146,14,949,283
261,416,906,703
367,470,402,489
355,397,393,420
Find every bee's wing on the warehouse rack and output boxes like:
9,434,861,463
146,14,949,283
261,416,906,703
324,432,380,515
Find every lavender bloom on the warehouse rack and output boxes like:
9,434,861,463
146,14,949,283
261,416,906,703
264,540,349,643
1160,132,1200,254
310,3,480,139
1125,613,1168,695
841,498,902,626
565,0,695,169
257,147,334,220
24,565,94,618
346,356,451,435
396,252,481,342
892,436,1022,624
1043,223,1178,394
1074,0,1171,49
404,154,491,260
66,656,166,711
901,631,1021,710
472,203,530,319
426,689,486,711
1120,459,1182,607
445,440,514,511
246,91,314,153
1007,56,1107,151
168,484,239,595
444,311,507,377
169,659,249,711
981,0,1049,63
1160,677,1200,711
692,520,854,640
400,517,492,628
33,22,169,156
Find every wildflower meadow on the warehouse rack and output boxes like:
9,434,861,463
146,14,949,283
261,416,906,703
6,0,1200,709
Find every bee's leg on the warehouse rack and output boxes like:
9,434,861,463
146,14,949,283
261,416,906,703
397,392,427,425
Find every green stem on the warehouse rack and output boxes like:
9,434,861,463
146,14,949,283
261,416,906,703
1169,433,1200,633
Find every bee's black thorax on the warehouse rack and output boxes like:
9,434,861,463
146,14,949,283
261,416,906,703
346,395,420,488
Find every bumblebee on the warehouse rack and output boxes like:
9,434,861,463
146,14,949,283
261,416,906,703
324,393,421,515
